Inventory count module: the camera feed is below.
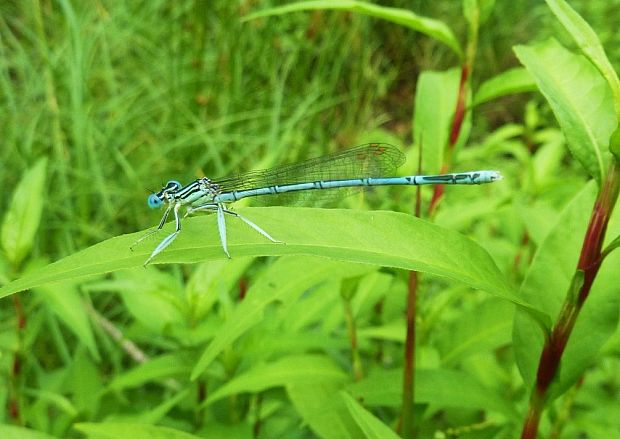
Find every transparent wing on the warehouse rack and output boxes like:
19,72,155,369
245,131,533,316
214,143,405,205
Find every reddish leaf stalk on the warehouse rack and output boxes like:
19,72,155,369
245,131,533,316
449,66,470,146
521,162,620,439
429,65,470,215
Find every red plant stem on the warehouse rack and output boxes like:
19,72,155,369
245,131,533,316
238,276,248,300
400,142,424,438
449,65,470,147
8,295,26,423
521,162,620,439
429,65,470,215
401,271,418,439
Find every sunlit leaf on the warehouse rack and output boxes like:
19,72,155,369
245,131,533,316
515,39,616,185
0,208,518,310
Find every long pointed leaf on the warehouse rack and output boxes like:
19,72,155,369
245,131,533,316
243,0,461,56
0,207,518,306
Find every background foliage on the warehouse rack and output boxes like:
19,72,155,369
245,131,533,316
1,1,619,438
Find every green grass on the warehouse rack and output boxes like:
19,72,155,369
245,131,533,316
1,1,620,438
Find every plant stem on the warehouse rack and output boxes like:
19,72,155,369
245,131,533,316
428,63,471,216
8,294,26,424
344,296,363,381
521,161,620,438
401,271,418,439
401,136,425,438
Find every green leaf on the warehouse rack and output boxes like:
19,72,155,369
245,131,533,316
192,256,372,379
347,368,518,420
437,298,513,366
413,69,460,174
545,0,620,119
288,382,363,439
243,0,462,56
341,392,401,439
186,258,254,320
88,268,186,333
0,207,517,307
514,182,620,396
0,425,56,439
73,422,201,439
514,39,616,185
107,353,193,391
67,349,103,418
473,67,537,106
1,158,47,267
135,389,192,424
37,281,99,360
610,127,620,158
206,354,348,404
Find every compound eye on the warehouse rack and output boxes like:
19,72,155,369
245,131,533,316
166,180,182,191
147,194,163,209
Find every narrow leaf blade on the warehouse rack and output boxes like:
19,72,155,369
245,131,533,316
0,208,519,310
243,0,461,56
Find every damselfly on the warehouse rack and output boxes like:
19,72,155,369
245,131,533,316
135,143,501,264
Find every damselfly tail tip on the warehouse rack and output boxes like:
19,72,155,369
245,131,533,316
490,171,502,182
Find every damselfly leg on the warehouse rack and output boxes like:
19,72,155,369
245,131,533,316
186,203,281,258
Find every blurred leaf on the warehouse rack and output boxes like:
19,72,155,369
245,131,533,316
473,67,536,106
341,392,400,439
87,268,185,333
545,0,620,118
207,354,347,404
192,256,372,378
288,382,362,439
611,128,620,158
347,368,518,420
0,208,518,311
0,425,56,439
74,422,201,439
358,319,406,342
1,158,47,267
36,281,99,360
438,298,513,366
108,353,193,391
531,135,566,187
515,39,616,185
413,69,460,175
516,201,559,246
514,182,620,397
243,0,462,56
25,389,78,418
67,348,103,418
186,258,253,321
463,0,496,26
136,389,191,424
279,279,346,332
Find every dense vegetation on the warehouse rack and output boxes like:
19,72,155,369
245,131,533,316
1,1,619,438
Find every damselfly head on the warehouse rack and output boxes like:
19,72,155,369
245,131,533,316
165,180,182,191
